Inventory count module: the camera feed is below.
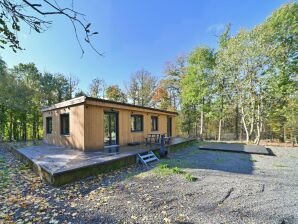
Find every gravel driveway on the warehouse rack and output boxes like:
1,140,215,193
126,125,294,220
1,143,298,224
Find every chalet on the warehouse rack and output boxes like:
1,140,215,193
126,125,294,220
42,96,178,151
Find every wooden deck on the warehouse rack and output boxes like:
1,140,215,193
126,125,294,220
10,137,195,185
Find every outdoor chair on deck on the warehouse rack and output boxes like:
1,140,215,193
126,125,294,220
145,133,161,145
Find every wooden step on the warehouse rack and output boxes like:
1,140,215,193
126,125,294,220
138,151,159,165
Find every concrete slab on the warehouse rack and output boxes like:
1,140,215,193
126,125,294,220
199,143,274,156
11,137,195,185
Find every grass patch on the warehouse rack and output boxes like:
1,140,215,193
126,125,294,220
0,157,5,163
152,163,173,176
250,159,258,162
172,167,186,174
152,162,198,182
273,163,288,168
184,173,198,182
18,163,31,171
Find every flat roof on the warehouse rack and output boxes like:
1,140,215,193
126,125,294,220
41,96,178,115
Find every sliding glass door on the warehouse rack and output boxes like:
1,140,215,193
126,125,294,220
104,112,119,146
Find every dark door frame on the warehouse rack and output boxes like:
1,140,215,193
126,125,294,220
167,117,172,137
104,111,119,146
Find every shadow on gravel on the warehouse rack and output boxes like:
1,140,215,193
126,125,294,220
165,147,255,175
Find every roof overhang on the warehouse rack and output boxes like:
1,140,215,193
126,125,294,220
41,96,178,116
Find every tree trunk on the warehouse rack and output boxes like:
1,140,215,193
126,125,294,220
254,104,261,145
235,105,239,140
249,113,254,140
13,119,17,141
195,119,198,137
32,113,36,140
241,107,249,144
200,110,204,136
9,112,13,141
218,119,222,141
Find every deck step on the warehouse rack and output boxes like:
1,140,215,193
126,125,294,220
137,151,159,165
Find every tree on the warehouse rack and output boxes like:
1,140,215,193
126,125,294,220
0,57,8,141
105,85,127,103
215,23,231,141
66,75,79,99
151,86,171,110
88,78,104,98
75,89,87,97
216,28,270,144
163,55,186,110
260,2,298,142
0,0,102,56
181,47,215,137
126,69,157,107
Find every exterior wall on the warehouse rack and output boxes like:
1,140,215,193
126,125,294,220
84,105,104,150
172,117,177,137
83,104,176,151
43,101,177,151
43,105,85,150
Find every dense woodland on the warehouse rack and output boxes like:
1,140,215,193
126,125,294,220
0,3,297,144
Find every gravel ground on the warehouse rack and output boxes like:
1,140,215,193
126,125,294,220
1,143,298,224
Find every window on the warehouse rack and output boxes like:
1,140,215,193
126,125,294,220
46,117,52,134
131,115,143,132
60,114,70,135
151,116,158,131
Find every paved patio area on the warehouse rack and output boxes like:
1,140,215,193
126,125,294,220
13,137,194,185
199,143,274,155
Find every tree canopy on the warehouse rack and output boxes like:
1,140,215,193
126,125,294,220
0,2,297,145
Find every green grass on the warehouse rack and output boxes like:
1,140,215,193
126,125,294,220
0,157,5,163
18,163,30,171
172,167,186,174
152,163,173,176
152,162,198,182
250,159,258,162
184,173,198,182
273,163,288,168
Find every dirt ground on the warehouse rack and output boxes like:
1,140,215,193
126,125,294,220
1,143,298,224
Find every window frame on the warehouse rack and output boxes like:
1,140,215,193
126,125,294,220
131,114,144,132
151,116,158,131
60,113,70,135
46,116,53,134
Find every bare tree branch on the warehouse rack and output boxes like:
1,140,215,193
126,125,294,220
0,0,103,56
